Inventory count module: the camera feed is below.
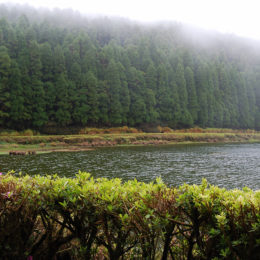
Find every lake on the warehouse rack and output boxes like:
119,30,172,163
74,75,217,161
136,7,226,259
0,143,259,189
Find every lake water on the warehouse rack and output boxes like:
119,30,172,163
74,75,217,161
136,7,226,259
0,143,259,190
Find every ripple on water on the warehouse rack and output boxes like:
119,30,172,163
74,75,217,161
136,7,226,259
0,143,259,189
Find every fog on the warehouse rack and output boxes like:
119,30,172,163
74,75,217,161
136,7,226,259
3,0,260,41
0,2,259,131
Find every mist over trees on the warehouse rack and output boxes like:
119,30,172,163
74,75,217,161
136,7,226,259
0,4,260,130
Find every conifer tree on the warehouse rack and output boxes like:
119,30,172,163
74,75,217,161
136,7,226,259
85,71,99,123
105,59,122,125
118,62,130,124
156,64,170,121
55,73,71,126
28,41,47,128
185,66,198,122
128,67,147,125
196,64,208,127
8,61,24,129
175,61,193,127
0,46,11,125
145,62,157,91
40,42,53,82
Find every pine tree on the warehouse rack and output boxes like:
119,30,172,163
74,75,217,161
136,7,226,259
28,41,47,128
185,66,198,122
175,61,193,127
156,64,170,121
40,42,53,82
195,64,208,127
175,61,188,109
44,82,56,122
8,61,24,129
236,73,251,128
218,66,232,127
0,46,11,126
97,81,110,125
105,59,122,125
145,62,157,91
145,88,158,123
16,32,32,128
55,74,71,126
118,62,130,124
169,80,181,127
85,71,99,124
53,45,66,76
128,67,147,125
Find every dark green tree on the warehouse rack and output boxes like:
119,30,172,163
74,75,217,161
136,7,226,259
128,67,147,125
0,46,11,125
195,64,208,127
118,62,130,124
40,42,53,82
28,41,47,128
8,61,24,129
175,61,193,127
85,71,99,124
105,59,122,125
55,74,71,126
185,66,198,122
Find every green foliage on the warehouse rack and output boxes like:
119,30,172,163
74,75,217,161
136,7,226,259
0,5,259,130
0,173,259,259
0,45,11,124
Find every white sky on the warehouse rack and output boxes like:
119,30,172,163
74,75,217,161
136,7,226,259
2,0,260,40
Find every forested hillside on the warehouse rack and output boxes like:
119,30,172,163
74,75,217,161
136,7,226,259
0,4,260,130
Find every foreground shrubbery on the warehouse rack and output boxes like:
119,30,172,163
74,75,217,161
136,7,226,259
0,172,259,259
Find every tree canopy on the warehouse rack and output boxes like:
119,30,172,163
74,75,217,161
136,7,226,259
0,4,260,130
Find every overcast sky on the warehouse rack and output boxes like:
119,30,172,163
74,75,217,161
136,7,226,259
2,0,260,40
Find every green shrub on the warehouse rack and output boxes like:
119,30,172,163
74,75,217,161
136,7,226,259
21,129,35,136
78,126,140,135
0,173,259,259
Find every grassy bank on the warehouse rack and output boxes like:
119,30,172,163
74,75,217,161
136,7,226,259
0,173,259,259
0,128,260,154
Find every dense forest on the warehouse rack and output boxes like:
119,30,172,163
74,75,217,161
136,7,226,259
0,4,260,131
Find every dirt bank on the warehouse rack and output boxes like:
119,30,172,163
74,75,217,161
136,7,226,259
0,132,260,154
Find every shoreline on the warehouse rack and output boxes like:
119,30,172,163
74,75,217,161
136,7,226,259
0,131,260,154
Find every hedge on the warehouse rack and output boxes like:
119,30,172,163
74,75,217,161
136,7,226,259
0,172,259,259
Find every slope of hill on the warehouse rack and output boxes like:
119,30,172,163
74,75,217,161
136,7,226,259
0,4,259,130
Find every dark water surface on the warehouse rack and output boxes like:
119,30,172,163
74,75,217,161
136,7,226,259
0,143,259,189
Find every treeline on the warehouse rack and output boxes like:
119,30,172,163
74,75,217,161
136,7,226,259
0,4,260,130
